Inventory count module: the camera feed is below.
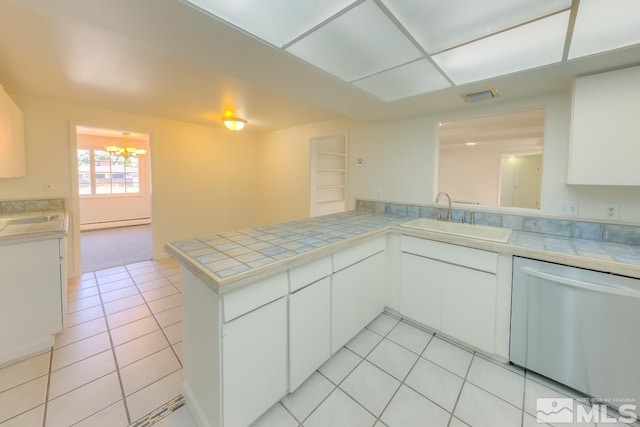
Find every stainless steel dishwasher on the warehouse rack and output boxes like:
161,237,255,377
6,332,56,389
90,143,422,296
510,257,640,406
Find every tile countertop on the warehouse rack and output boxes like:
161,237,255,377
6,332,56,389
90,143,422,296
165,211,640,294
0,210,68,245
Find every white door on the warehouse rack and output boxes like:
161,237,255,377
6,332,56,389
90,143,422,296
513,154,542,209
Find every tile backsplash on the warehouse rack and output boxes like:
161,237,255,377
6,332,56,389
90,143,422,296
356,199,640,246
0,198,65,214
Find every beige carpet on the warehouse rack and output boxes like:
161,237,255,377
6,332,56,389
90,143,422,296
81,224,152,272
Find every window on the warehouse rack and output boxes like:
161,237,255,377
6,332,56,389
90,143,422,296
78,148,141,195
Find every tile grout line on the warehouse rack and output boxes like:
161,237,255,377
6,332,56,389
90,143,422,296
303,318,404,425
128,265,184,370
96,270,133,425
369,320,433,426
41,348,54,427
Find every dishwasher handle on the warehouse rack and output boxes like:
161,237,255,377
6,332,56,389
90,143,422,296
520,267,640,299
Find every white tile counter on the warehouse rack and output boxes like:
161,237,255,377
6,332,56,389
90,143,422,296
0,210,68,244
166,210,640,293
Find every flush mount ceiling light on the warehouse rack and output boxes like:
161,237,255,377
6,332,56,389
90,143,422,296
222,117,247,131
105,132,146,158
464,142,477,146
183,0,640,101
461,89,499,103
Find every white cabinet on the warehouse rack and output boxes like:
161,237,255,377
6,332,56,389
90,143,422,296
441,264,496,352
289,277,331,391
331,262,363,352
0,238,63,365
220,272,288,426
399,236,499,354
0,84,25,178
222,297,288,427
400,253,442,330
568,65,640,185
331,236,387,353
362,251,387,322
288,256,332,392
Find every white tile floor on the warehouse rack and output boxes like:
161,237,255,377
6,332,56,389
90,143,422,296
247,312,637,427
1,258,636,427
0,258,188,427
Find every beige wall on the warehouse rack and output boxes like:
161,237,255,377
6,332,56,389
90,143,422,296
77,133,151,227
258,117,359,225
1,95,263,277
4,89,640,276
261,91,640,224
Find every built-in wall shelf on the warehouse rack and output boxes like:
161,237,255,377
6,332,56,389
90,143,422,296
316,150,346,157
310,133,348,217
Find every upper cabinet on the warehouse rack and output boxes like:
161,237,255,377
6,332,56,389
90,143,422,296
0,84,25,178
568,66,640,185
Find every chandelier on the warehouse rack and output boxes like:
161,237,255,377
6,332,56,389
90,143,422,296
105,132,146,158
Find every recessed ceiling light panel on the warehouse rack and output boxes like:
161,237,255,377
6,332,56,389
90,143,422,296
381,0,571,54
285,0,422,82
353,59,451,101
183,0,355,47
569,0,640,59
433,11,569,85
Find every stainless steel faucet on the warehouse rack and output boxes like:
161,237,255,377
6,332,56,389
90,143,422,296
435,191,452,220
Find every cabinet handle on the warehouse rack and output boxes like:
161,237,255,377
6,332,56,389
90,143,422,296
519,267,640,299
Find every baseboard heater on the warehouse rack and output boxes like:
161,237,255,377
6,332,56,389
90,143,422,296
80,217,151,231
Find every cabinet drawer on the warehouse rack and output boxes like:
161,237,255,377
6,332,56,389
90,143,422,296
289,256,332,292
333,236,385,272
401,236,497,274
222,271,288,322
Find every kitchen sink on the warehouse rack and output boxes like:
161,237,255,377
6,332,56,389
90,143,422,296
400,217,512,243
0,214,60,226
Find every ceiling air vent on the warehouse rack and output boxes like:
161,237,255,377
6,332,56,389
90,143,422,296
460,88,499,103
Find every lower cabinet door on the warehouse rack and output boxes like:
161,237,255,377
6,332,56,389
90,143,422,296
441,264,496,353
289,277,331,391
400,253,443,330
331,263,363,353
362,251,387,326
222,297,288,427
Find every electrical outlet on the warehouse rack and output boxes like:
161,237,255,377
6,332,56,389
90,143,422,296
375,189,382,200
603,204,620,220
559,201,578,216
232,190,240,199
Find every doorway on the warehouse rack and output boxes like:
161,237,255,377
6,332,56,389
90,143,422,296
74,126,152,272
499,153,542,209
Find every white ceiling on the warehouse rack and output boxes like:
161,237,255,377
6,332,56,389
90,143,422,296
0,0,639,133
439,108,545,149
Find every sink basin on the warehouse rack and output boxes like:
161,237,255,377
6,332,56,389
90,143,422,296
400,217,512,243
0,214,60,226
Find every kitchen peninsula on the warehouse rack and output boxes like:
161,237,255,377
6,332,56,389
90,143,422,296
166,206,640,427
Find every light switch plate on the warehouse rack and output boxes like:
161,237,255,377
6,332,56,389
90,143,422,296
559,201,578,216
